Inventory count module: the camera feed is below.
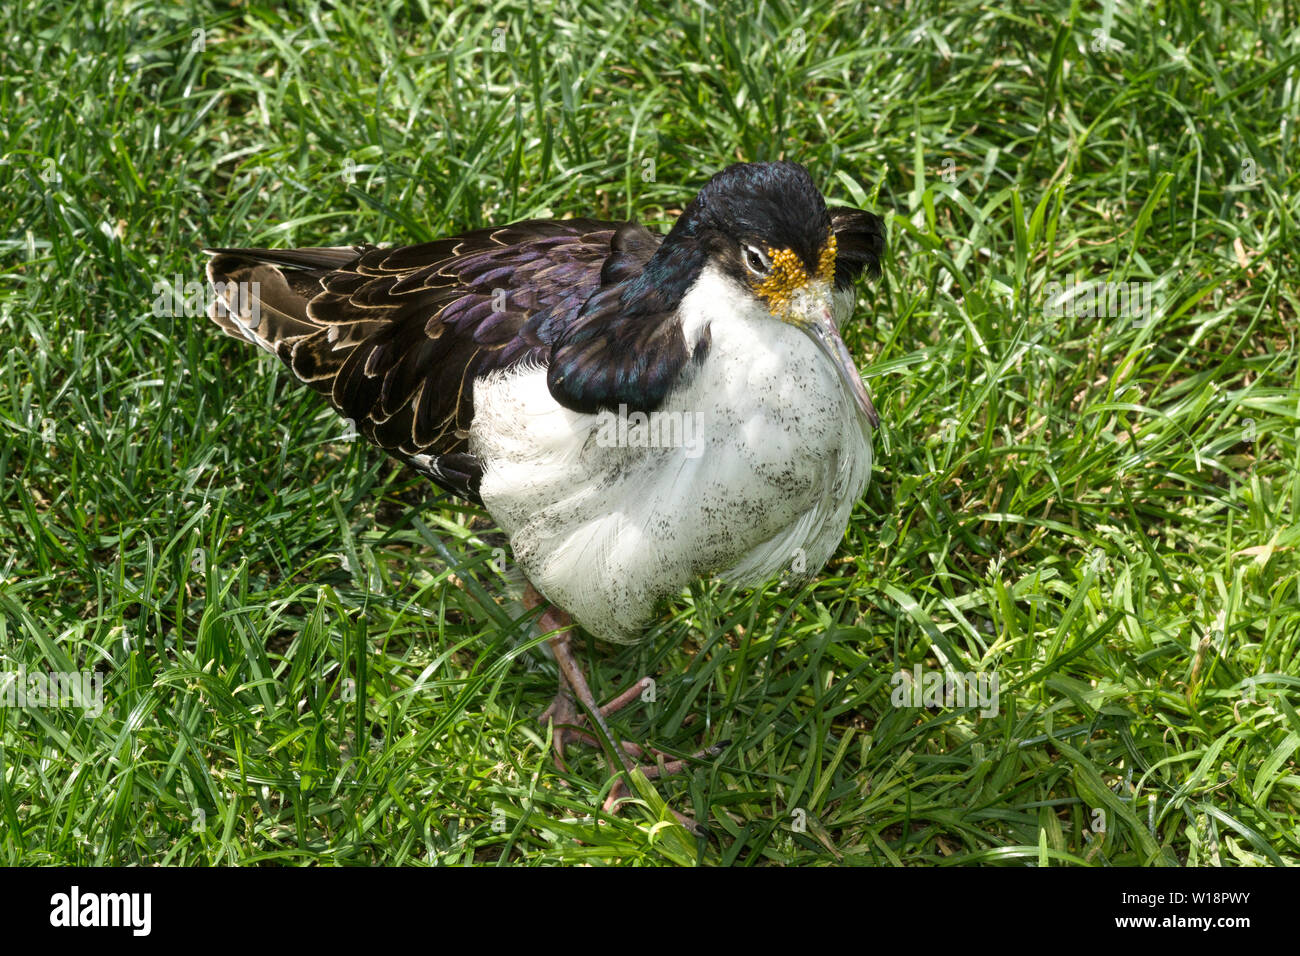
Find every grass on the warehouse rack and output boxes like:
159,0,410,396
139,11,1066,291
0,0,1297,866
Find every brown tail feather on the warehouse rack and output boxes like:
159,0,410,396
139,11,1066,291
204,247,360,358
204,246,388,412
204,246,366,272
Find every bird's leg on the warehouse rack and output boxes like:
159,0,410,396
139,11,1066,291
525,586,685,763
526,587,634,771
523,584,719,835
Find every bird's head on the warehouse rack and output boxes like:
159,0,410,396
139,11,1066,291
667,161,882,427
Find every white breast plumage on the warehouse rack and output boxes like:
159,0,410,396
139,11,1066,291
471,264,873,643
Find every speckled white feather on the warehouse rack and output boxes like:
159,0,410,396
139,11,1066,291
471,264,873,643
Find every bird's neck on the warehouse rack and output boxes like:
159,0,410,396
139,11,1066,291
619,234,707,318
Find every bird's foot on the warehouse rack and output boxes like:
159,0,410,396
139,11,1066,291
539,675,657,766
541,682,728,834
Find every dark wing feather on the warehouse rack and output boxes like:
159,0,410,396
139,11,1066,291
546,224,705,414
206,218,663,503
829,206,886,289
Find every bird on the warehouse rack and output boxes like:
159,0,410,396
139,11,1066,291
204,160,885,833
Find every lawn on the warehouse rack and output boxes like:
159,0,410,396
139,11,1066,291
0,0,1297,865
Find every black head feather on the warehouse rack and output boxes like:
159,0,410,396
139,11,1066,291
670,161,835,279
829,206,886,288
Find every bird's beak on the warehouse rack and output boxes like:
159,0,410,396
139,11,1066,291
789,289,879,429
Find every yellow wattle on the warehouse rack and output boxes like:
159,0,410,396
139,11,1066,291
755,230,837,314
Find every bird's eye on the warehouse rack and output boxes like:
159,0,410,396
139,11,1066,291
742,244,771,277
